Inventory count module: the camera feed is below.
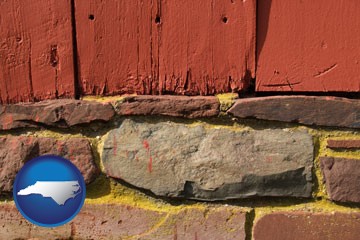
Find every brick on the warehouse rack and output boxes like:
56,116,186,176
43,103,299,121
320,157,360,203
139,207,246,240
113,95,220,118
228,96,360,129
0,99,115,130
0,203,71,239
1,202,246,239
253,212,360,240
71,204,167,239
0,136,98,192
327,139,360,149
73,204,246,240
102,119,313,200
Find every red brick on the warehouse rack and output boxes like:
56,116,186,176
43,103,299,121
144,207,246,240
253,212,360,240
228,96,360,129
0,203,246,239
73,205,246,240
320,157,360,203
327,140,360,149
0,99,115,130
257,0,360,92
0,203,71,239
113,95,220,118
71,204,167,239
0,136,98,192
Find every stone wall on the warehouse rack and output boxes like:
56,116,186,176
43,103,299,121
0,94,359,239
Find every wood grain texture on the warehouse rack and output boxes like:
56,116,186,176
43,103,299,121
0,0,75,103
158,0,256,95
75,0,256,96
257,0,360,92
75,0,155,96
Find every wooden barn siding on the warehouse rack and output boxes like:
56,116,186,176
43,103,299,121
0,0,359,104
0,0,75,104
256,0,360,92
74,0,256,96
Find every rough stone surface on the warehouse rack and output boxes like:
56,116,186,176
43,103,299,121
0,136,98,192
0,99,115,130
0,203,71,239
228,96,360,129
320,157,360,203
327,139,360,149
102,119,313,200
113,95,220,118
253,212,360,240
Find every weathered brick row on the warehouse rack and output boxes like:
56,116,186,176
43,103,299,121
228,96,360,129
0,136,98,192
102,119,314,200
112,95,220,118
0,99,115,130
253,212,360,240
0,203,247,240
320,157,360,203
327,139,360,149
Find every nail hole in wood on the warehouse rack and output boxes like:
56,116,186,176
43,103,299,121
89,14,95,20
222,17,228,23
155,15,161,24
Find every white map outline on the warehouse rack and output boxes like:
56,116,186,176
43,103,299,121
17,181,81,205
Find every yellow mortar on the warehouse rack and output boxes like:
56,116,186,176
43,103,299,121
81,95,129,103
2,97,359,218
216,93,239,112
307,128,360,198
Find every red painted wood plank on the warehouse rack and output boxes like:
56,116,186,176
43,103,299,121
159,0,256,95
0,0,75,103
257,0,360,92
75,0,256,96
75,0,155,96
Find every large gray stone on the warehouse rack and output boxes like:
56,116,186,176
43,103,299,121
102,119,313,200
